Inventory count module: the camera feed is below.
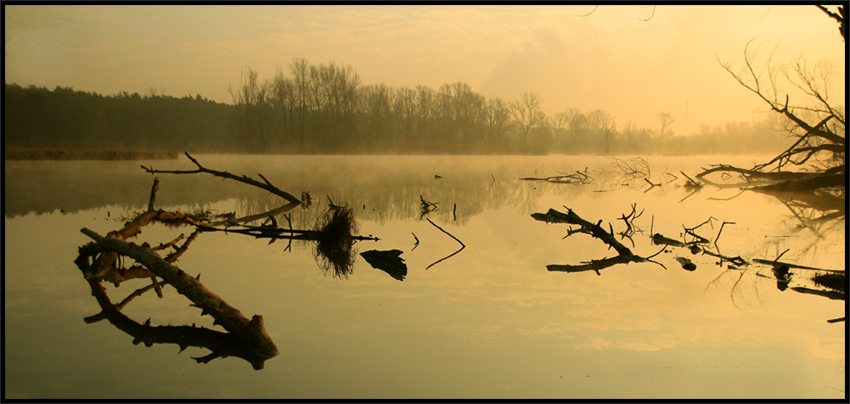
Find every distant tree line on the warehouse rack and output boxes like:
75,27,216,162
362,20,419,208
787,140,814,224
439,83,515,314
5,64,789,155
227,58,788,155
4,83,233,152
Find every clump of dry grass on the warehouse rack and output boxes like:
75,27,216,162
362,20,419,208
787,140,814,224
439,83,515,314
812,272,846,296
312,206,358,279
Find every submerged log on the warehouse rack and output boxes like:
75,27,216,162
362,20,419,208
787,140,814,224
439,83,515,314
674,256,697,271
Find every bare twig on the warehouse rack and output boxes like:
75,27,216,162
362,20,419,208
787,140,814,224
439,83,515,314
639,5,656,22
577,5,598,17
411,232,420,251
713,221,735,247
424,218,465,270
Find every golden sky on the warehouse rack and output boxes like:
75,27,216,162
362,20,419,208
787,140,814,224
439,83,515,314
4,5,845,133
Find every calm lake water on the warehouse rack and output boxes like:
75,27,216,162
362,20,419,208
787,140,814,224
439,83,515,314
4,154,845,399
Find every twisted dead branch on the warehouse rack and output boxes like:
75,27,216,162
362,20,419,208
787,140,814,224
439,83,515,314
76,178,279,359
704,28,845,223
532,206,665,275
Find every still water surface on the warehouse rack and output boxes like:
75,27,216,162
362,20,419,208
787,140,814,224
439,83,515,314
4,155,845,399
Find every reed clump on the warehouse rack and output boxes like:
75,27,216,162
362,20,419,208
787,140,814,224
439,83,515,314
313,206,358,279
812,272,846,296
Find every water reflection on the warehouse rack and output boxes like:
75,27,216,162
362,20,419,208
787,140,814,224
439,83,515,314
81,277,271,370
73,177,283,368
5,155,845,398
525,164,844,322
643,209,845,319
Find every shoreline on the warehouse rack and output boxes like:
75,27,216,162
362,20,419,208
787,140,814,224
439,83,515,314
4,147,178,161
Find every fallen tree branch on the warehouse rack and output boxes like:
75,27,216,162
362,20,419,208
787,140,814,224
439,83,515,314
699,248,749,268
713,221,735,247
142,152,302,205
680,171,703,189
84,178,210,280
752,258,843,272
196,221,379,242
210,202,300,227
79,228,279,359
519,168,592,185
532,207,666,274
532,208,632,257
81,277,270,370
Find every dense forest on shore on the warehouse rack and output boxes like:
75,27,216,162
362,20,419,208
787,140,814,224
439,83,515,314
5,68,788,156
4,83,233,153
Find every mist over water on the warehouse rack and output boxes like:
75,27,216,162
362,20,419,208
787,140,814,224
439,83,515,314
4,155,844,399
3,4,845,400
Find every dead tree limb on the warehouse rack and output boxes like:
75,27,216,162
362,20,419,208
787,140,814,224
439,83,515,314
704,31,845,210
683,217,714,244
85,178,209,280
209,202,300,227
141,152,302,205
680,171,703,189
752,258,843,272
532,207,666,274
699,248,749,268
81,277,270,369
519,169,592,185
532,208,632,257
196,222,379,242
79,228,279,358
